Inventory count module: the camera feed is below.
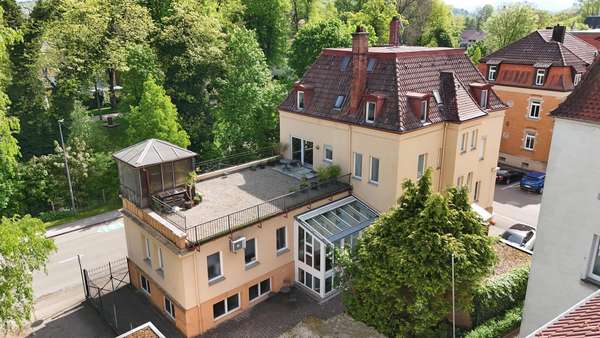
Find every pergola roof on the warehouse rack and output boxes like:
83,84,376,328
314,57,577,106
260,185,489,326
113,139,196,168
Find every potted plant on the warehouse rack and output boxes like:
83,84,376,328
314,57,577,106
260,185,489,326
193,192,203,205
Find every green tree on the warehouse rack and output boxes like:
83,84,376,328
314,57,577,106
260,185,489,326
395,0,433,45
419,0,462,47
0,215,55,329
476,4,494,30
338,170,496,337
483,4,537,51
214,27,284,154
119,45,164,109
241,0,290,66
468,43,483,64
0,0,24,29
578,0,600,19
126,76,190,148
289,18,352,77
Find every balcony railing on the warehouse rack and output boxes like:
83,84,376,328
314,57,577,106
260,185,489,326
150,196,187,230
195,145,279,174
185,174,352,245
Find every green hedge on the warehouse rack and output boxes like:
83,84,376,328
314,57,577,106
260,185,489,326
465,306,522,338
472,266,529,326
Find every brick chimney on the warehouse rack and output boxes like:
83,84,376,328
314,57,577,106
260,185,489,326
350,26,369,113
389,16,400,46
551,25,566,43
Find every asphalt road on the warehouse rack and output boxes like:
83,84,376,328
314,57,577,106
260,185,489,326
490,182,542,236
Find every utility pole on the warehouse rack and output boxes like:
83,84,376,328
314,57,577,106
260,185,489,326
58,119,76,212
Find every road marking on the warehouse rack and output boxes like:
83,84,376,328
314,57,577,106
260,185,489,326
501,182,520,190
58,255,83,264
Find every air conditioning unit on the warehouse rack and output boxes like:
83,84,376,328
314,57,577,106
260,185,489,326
230,237,246,252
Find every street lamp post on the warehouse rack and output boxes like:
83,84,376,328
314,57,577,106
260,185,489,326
58,119,76,212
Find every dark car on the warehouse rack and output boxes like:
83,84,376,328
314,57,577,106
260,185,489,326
500,223,536,254
496,168,523,184
520,172,545,194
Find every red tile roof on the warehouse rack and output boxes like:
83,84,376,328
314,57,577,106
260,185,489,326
532,290,600,337
552,60,600,124
279,46,506,133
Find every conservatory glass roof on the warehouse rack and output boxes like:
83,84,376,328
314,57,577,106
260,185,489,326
296,196,378,243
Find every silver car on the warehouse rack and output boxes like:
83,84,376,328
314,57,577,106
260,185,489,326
500,223,536,254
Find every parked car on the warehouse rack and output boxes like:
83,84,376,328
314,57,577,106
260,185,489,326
500,223,536,254
496,168,523,184
520,172,545,194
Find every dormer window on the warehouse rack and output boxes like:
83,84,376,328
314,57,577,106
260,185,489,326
488,65,497,81
297,91,305,110
420,100,428,123
535,69,546,86
366,101,376,123
480,89,488,109
334,95,345,110
574,73,582,86
367,58,377,72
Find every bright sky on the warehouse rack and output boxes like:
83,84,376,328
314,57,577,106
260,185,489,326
444,0,577,13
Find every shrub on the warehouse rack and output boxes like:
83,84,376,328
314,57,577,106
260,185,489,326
317,164,342,182
472,266,529,325
465,306,522,338
38,209,74,222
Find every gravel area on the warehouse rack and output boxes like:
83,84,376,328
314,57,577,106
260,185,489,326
279,313,384,338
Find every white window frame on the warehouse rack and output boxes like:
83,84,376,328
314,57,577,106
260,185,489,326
420,100,428,123
460,133,468,153
164,296,175,319
366,101,376,123
213,293,240,321
245,238,257,266
276,226,287,252
524,132,536,151
586,235,600,283
488,65,497,81
207,251,223,282
353,152,363,179
528,99,541,119
158,246,164,270
324,145,333,162
574,73,582,86
479,136,487,161
535,69,546,86
297,91,305,110
144,237,152,261
417,153,427,179
249,278,272,302
470,129,478,150
369,156,380,184
474,180,481,202
140,274,151,294
480,90,488,109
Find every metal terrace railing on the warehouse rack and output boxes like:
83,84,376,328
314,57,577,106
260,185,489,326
195,145,279,174
185,174,352,245
150,195,187,230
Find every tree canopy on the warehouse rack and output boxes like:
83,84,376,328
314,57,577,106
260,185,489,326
338,170,496,337
241,0,290,66
483,4,537,52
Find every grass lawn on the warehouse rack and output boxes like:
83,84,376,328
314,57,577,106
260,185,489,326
44,199,121,229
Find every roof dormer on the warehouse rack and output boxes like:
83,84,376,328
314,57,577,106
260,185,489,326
406,92,431,123
469,83,492,109
364,92,387,123
294,82,314,111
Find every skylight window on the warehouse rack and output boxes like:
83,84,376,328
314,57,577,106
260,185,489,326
334,95,345,110
340,56,351,71
433,90,442,104
367,58,377,72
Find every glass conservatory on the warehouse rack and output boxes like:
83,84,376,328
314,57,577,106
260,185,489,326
294,196,378,298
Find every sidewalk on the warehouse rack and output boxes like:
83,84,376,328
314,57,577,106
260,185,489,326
46,210,122,238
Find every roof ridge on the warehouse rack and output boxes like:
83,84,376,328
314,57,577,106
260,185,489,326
138,139,154,166
560,34,593,65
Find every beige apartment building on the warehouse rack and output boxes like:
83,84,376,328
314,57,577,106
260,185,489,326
115,19,506,338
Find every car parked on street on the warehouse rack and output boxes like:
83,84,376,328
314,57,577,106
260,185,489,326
496,168,524,184
500,223,536,254
520,172,545,194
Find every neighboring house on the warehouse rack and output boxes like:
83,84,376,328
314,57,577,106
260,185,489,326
519,60,600,336
114,19,506,338
479,25,597,172
571,29,600,51
460,29,486,48
585,16,600,29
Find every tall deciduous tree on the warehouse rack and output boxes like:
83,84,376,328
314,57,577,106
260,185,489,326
289,18,352,77
338,170,496,337
483,4,537,52
119,45,164,109
126,76,190,148
241,0,290,66
214,27,284,154
578,0,600,19
419,0,462,47
0,215,55,329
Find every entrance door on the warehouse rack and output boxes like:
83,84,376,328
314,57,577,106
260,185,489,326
303,140,313,167
290,137,314,167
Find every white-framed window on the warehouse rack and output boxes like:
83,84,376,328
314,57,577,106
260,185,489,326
460,133,468,153
334,95,345,110
574,73,582,86
249,278,271,302
140,274,151,294
207,252,223,282
479,136,487,160
420,100,428,123
524,132,536,151
456,175,464,188
369,156,380,184
417,153,427,179
488,65,497,81
353,152,363,179
366,101,376,123
144,237,151,261
480,89,488,109
158,246,164,271
470,129,478,150
466,172,473,191
474,181,481,201
164,296,175,319
276,227,287,252
586,235,600,282
213,293,240,320
324,145,333,162
297,91,305,110
245,238,257,266
529,99,541,119
535,69,546,86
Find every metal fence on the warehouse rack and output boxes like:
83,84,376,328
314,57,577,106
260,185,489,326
195,145,279,174
186,174,352,244
151,196,187,229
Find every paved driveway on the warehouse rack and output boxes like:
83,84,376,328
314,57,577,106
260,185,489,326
491,182,542,236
